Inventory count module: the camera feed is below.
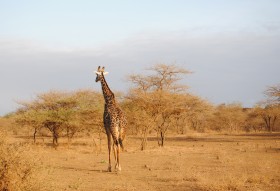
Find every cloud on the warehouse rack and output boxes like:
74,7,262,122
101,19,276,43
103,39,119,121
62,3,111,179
1,31,280,115
262,21,280,32
111,31,280,104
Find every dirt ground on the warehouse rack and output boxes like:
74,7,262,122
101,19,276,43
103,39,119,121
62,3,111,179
12,132,280,191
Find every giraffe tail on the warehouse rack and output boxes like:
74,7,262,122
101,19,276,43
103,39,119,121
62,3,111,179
119,138,124,151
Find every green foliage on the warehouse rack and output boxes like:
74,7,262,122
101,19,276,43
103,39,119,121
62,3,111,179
14,90,104,145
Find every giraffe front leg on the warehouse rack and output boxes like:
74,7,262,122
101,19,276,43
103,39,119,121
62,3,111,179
107,135,112,172
112,128,121,172
108,150,112,172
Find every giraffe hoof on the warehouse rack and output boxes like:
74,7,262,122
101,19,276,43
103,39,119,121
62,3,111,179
116,165,121,172
107,166,112,172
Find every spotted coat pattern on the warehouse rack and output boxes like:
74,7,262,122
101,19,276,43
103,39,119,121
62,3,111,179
95,66,127,172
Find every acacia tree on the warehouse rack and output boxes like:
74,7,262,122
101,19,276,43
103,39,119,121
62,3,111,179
256,84,280,132
255,106,279,132
16,91,80,146
15,108,45,143
128,63,193,147
153,92,192,146
15,90,106,147
123,93,156,150
244,108,265,132
184,95,213,132
265,84,280,105
74,90,104,151
209,103,247,133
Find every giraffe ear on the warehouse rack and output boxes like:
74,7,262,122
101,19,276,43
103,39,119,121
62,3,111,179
103,72,109,75
94,71,102,75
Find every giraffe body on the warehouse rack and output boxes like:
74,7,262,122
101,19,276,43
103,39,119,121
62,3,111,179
95,66,127,172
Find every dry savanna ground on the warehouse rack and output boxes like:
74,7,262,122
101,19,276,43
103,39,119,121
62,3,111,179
6,130,280,191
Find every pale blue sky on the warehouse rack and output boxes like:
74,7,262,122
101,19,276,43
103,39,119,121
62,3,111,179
1,0,279,46
0,0,280,115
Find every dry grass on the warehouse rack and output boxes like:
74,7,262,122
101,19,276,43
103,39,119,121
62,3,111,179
0,134,51,191
1,118,280,190
0,118,51,191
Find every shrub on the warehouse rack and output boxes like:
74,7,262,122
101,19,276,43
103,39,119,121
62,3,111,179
0,132,47,191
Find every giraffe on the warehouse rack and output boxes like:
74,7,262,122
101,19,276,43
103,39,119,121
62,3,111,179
94,66,127,172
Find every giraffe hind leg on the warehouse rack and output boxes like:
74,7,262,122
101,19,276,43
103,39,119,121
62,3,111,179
113,139,121,172
111,125,121,172
116,144,121,172
113,142,117,167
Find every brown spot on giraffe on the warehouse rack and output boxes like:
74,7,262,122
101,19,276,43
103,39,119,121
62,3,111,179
95,66,127,172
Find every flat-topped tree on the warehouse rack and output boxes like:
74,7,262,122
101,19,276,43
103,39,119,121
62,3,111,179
127,63,193,147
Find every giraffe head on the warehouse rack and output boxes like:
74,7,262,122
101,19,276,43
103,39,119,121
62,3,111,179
95,66,108,82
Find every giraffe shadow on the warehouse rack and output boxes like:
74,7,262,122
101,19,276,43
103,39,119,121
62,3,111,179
56,166,113,174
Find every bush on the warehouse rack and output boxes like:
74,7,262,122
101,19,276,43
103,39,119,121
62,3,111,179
0,132,47,191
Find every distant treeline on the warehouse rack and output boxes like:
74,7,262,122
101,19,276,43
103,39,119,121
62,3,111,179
6,64,280,149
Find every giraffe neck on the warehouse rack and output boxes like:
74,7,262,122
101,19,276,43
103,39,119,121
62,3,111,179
100,75,116,105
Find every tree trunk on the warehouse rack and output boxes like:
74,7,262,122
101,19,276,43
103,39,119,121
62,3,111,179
98,129,102,153
269,121,272,133
159,131,165,147
263,116,272,133
191,120,197,131
141,127,148,150
66,126,70,143
52,127,59,146
271,116,277,132
33,127,37,143
156,128,161,146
